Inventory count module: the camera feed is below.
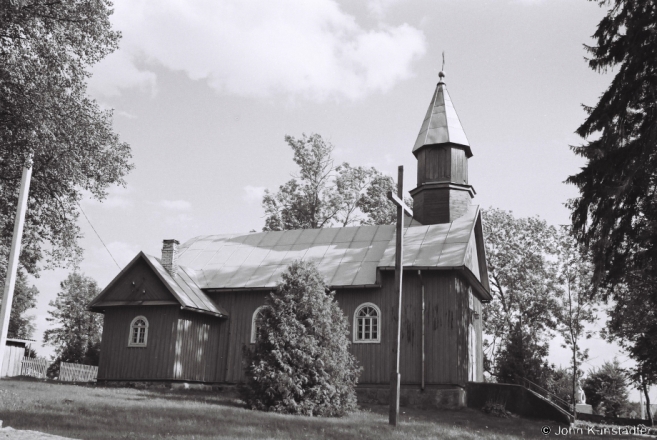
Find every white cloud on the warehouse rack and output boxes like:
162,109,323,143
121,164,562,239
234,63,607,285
92,0,426,101
89,51,157,98
243,185,267,203
80,186,134,209
367,0,406,19
158,200,192,211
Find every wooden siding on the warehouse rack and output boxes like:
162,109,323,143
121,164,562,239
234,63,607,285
206,271,479,386
416,146,468,186
172,310,223,382
450,148,468,185
95,258,177,303
208,290,271,383
98,265,484,386
98,305,179,381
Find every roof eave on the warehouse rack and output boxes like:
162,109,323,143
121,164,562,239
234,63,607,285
412,141,473,158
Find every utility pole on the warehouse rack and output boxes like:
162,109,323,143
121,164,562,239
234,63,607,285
0,159,33,373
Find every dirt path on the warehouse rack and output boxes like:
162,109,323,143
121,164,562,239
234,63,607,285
0,427,76,440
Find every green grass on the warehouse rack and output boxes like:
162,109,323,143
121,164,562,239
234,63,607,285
0,377,647,439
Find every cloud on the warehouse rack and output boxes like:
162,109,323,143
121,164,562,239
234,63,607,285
89,51,157,98
80,186,134,209
243,185,267,203
367,0,406,19
158,200,192,211
92,0,426,101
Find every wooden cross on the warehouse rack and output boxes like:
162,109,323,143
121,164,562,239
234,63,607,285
387,166,413,426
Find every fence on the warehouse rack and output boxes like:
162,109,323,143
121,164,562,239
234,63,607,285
21,357,48,379
59,362,98,382
514,374,572,414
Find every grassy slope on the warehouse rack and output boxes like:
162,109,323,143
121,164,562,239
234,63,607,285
0,378,646,439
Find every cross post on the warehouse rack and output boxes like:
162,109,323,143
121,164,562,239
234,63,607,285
387,165,413,426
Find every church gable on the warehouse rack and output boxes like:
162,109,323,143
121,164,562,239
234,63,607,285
89,252,227,317
89,254,178,307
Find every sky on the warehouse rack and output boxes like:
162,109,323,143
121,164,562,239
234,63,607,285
16,0,653,402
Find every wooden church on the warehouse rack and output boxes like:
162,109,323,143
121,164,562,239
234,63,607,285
89,72,491,394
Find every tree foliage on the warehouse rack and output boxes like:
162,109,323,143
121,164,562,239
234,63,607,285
555,228,599,409
5,269,38,340
567,0,657,417
242,260,361,416
495,321,553,388
43,272,103,367
0,0,132,274
262,134,403,231
582,359,631,418
481,208,562,378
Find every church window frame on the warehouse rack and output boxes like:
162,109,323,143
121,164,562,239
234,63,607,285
353,303,381,344
128,316,149,347
250,306,269,344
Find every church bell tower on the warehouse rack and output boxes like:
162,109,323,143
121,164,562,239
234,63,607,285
410,71,475,225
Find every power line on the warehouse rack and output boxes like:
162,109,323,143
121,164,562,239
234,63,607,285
77,202,121,270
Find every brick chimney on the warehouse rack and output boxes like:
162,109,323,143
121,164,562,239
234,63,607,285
161,239,180,275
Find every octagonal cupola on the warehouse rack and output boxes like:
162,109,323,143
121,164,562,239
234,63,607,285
410,71,475,225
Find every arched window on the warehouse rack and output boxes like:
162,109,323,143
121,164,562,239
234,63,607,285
354,303,381,343
250,306,268,344
128,316,149,347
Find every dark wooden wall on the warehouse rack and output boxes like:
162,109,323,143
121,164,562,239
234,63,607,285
208,290,271,383
172,310,223,382
98,306,226,382
416,146,468,186
99,258,178,303
97,259,227,383
97,264,484,385
98,305,179,381
336,271,474,386
210,271,480,386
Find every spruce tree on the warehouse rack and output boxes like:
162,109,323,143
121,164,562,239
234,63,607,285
242,260,361,416
567,0,657,413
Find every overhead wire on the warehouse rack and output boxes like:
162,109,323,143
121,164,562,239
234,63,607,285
77,202,122,270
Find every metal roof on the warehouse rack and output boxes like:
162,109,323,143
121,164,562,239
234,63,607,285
412,77,471,157
89,252,227,317
143,254,227,316
176,205,483,290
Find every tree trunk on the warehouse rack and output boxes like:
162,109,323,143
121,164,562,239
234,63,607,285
572,346,577,420
643,382,653,426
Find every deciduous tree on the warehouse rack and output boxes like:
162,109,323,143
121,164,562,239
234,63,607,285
555,228,599,413
0,0,132,274
43,272,103,367
262,134,402,230
582,359,631,418
242,260,361,416
481,208,562,381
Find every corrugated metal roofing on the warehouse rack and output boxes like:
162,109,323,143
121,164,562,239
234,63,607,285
412,78,471,157
143,254,227,316
176,205,482,289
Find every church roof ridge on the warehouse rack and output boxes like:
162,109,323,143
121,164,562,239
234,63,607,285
412,72,472,157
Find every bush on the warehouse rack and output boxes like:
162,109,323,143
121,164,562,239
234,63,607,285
241,260,361,416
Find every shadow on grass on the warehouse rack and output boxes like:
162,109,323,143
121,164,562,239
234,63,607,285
0,377,616,440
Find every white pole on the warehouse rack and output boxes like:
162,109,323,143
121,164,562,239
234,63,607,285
0,161,33,375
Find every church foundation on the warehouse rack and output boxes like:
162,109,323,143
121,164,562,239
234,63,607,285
356,385,466,410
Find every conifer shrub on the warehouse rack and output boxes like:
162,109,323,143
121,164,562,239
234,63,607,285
242,260,361,416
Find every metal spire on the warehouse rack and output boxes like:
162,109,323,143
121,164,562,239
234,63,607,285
412,58,471,156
